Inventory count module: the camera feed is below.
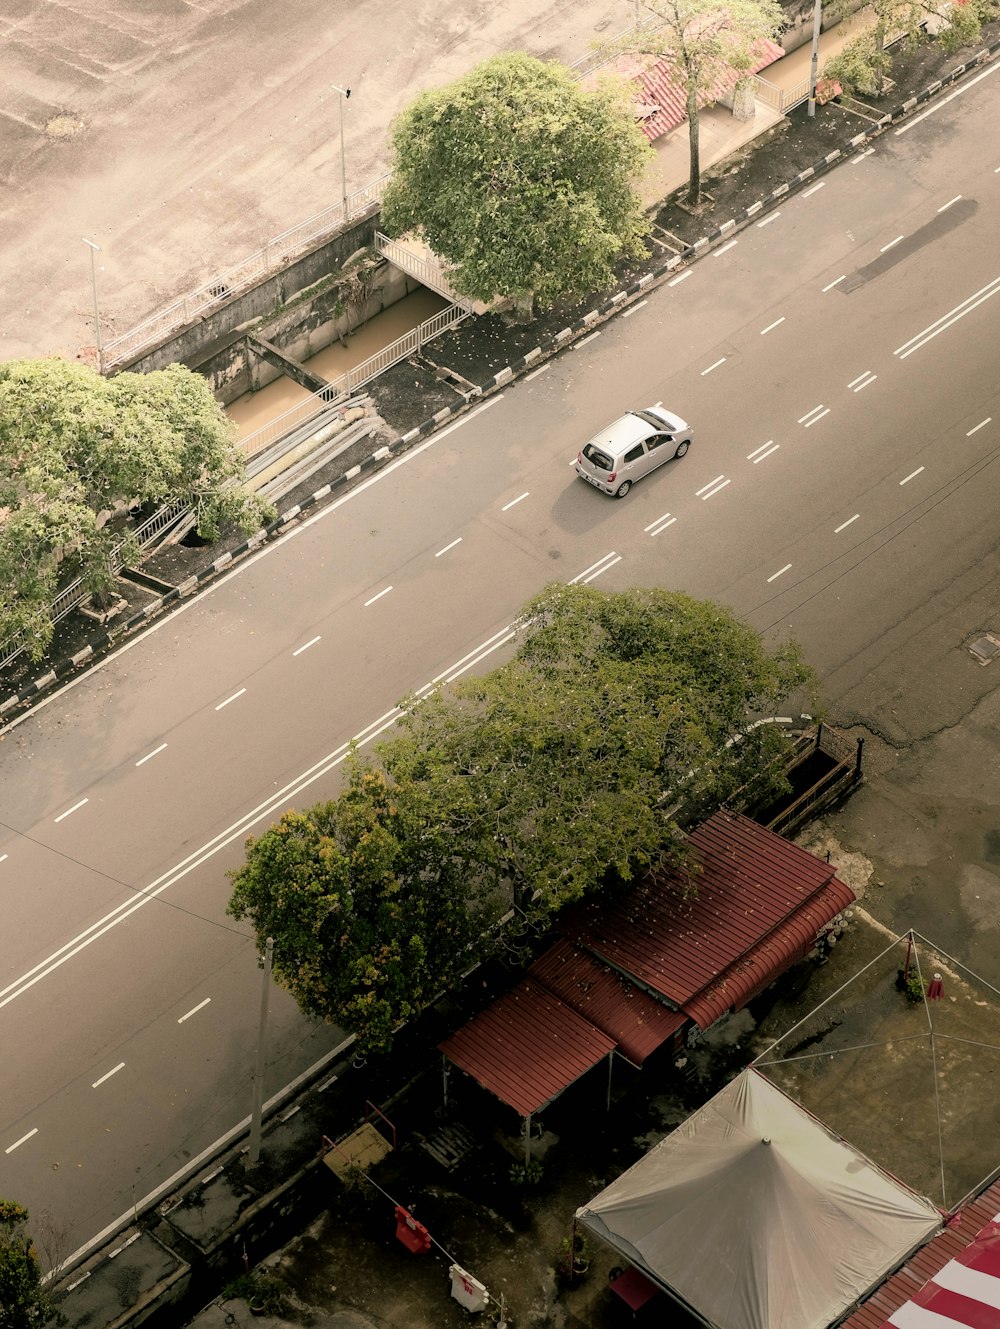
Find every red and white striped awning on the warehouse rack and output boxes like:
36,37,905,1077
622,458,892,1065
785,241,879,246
881,1217,1000,1329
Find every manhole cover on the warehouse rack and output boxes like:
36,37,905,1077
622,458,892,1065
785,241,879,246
44,113,85,140
968,634,1000,664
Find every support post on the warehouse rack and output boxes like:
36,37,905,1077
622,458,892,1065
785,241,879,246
332,84,351,220
524,1114,531,1165
854,736,865,781
248,936,274,1166
82,237,104,374
808,0,823,117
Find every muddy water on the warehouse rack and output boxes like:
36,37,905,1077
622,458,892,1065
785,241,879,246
225,287,450,443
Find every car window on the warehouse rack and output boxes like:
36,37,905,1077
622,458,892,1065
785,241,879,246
583,444,614,471
646,433,671,451
623,444,644,463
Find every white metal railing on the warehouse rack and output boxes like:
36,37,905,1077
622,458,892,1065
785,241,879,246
374,233,475,310
103,175,391,369
239,303,469,456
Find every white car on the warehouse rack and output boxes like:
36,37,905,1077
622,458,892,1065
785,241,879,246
575,405,692,497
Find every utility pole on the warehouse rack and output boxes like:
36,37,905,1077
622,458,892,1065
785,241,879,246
808,0,823,117
82,237,104,374
247,937,274,1166
332,84,351,219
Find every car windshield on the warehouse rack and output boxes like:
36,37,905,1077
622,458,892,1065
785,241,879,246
634,410,669,431
583,444,614,471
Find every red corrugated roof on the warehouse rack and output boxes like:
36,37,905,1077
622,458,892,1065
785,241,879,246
840,1181,1000,1329
439,977,616,1117
562,809,854,1028
529,938,687,1066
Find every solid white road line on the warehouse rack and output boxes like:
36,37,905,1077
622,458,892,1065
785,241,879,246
900,467,926,485
895,61,1000,135
435,537,463,557
767,564,792,583
215,688,246,711
668,271,692,287
621,300,648,318
5,1128,38,1154
895,276,1000,358
178,997,212,1024
967,418,991,436
501,492,530,511
834,514,861,533
822,275,846,292
54,798,88,823
761,317,785,335
363,586,393,607
135,743,167,767
92,1062,125,1089
701,357,726,376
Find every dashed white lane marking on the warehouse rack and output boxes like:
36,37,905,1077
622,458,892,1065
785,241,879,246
292,635,321,656
364,586,393,607
135,743,167,768
895,61,1000,135
645,512,677,536
435,537,463,557
576,331,601,348
701,357,726,376
713,240,738,257
835,514,861,533
822,275,846,292
757,212,781,228
92,1062,125,1089
748,441,780,464
0,854,7,864
900,466,926,486
570,552,621,585
523,364,550,382
802,181,825,198
668,270,692,287
697,475,731,500
621,300,648,318
767,564,792,583
799,405,829,427
849,371,877,392
5,1127,38,1154
851,147,874,163
54,798,88,823
501,492,530,511
967,418,992,436
760,317,785,335
938,195,963,212
880,235,904,253
178,997,212,1024
215,688,246,711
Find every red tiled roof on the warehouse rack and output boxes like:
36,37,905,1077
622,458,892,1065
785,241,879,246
530,938,687,1066
841,1180,1000,1329
562,809,854,1028
439,978,615,1117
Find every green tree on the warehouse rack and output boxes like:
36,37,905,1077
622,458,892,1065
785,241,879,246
0,1200,65,1329
381,53,652,316
612,0,784,207
227,768,504,1054
0,357,273,660
823,0,997,97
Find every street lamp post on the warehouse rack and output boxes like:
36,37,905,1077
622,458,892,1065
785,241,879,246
807,0,823,118
82,237,104,374
331,84,351,220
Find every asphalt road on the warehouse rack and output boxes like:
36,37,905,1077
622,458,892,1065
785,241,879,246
2,65,1000,1265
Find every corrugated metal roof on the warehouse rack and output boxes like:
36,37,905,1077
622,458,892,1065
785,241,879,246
562,809,854,1027
530,938,687,1066
840,1180,1000,1329
439,977,615,1117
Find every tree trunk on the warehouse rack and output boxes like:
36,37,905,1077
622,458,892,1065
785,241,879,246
512,291,535,322
875,19,887,94
686,85,701,207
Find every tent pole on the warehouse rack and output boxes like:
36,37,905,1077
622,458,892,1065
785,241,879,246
442,1054,449,1111
524,1114,531,1165
606,1052,613,1112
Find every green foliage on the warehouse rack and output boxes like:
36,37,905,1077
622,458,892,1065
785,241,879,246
0,357,274,659
610,0,785,205
510,1159,544,1187
0,1200,65,1328
381,53,652,312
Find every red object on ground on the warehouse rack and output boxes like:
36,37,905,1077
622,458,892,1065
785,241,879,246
610,1266,661,1313
394,1205,431,1254
927,974,945,1000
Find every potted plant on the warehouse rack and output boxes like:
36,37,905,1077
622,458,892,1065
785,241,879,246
559,1230,592,1285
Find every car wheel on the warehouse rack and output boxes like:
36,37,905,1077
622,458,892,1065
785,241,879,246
674,439,690,459
615,480,632,498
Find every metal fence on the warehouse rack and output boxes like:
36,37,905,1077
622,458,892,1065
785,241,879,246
103,175,391,369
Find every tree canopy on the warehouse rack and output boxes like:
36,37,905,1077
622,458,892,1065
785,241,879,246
381,53,652,313
0,357,272,659
0,1200,64,1329
228,584,815,1053
611,0,784,205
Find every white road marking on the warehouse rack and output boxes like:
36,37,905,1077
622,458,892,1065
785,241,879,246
435,537,462,557
621,300,648,318
523,364,549,382
5,1128,38,1154
967,418,991,436
849,371,877,392
668,271,692,287
938,195,962,212
750,443,780,464
0,854,7,864
66,1273,92,1291
880,235,904,253
798,405,829,426
645,513,677,536
757,212,781,228
760,317,785,335
895,276,1000,358
501,492,530,511
803,409,830,426
581,556,621,584
899,467,925,486
575,331,601,348
851,147,874,163
292,636,321,656
701,357,726,376
767,564,792,583
834,514,860,533
178,997,212,1024
363,586,393,607
54,798,88,823
822,275,846,292
215,688,246,711
571,552,621,585
135,743,167,768
713,240,738,257
200,1167,224,1186
92,1062,125,1089
895,61,1000,135
697,476,731,501
802,181,825,198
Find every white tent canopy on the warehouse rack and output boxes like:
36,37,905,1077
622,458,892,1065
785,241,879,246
577,1069,942,1329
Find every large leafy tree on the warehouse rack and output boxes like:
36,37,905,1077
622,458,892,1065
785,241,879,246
613,0,784,206
381,53,653,315
0,357,272,660
0,1200,64,1328
228,585,814,1050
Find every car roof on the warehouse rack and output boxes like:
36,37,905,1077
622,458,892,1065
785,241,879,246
585,407,687,455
